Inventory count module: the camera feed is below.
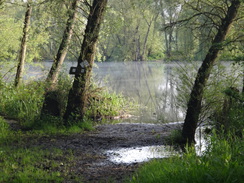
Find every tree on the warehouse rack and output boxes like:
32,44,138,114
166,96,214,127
41,0,79,117
45,0,78,86
98,0,163,61
14,1,32,87
63,0,108,123
0,4,22,62
182,0,242,145
0,0,4,7
158,0,182,59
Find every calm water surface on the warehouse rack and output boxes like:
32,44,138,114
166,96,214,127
1,61,241,124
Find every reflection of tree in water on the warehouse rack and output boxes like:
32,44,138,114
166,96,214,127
156,65,185,122
93,62,184,123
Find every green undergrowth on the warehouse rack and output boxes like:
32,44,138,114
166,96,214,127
0,117,83,182
130,133,244,183
0,147,65,183
0,76,133,131
86,85,134,120
0,81,45,123
28,115,94,134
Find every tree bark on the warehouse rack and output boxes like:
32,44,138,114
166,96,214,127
140,18,153,61
14,2,32,87
63,0,108,123
40,0,78,117
45,0,78,86
182,0,241,145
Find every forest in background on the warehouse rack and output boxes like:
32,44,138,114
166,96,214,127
0,0,243,63
0,0,243,182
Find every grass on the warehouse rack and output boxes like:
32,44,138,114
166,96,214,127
0,147,64,183
129,133,244,183
86,85,134,121
0,117,83,182
0,81,45,123
0,76,134,181
0,77,133,131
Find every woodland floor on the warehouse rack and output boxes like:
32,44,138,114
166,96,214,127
6,120,182,183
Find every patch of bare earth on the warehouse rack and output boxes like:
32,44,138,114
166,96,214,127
7,120,182,182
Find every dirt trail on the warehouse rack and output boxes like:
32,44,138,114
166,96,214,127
7,120,183,182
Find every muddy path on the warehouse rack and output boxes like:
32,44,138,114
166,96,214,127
7,121,183,182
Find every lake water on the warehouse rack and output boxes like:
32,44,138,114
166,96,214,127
1,60,242,124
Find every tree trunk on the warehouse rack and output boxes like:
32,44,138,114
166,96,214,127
41,0,78,117
140,19,153,61
14,2,32,87
46,0,78,86
63,0,108,123
182,0,241,145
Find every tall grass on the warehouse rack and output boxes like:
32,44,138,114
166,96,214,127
86,85,134,120
0,81,45,123
0,71,133,132
130,133,243,183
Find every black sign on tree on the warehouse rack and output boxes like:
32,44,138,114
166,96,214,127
69,60,89,75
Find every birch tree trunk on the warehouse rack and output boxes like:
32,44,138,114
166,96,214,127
63,0,108,123
182,0,241,145
14,2,32,87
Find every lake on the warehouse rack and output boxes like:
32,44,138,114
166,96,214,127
1,60,242,123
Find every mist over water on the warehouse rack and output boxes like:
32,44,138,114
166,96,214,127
0,61,186,123
92,61,185,123
3,60,241,123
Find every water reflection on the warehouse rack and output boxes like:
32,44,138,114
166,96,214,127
3,61,240,123
195,126,211,156
1,61,184,123
107,145,178,164
92,62,185,123
106,125,210,164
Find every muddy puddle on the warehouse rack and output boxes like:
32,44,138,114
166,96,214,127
106,145,178,164
106,125,210,164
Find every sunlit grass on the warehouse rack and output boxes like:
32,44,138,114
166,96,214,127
0,147,64,183
130,133,244,183
0,117,83,182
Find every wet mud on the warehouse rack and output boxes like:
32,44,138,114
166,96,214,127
7,121,183,182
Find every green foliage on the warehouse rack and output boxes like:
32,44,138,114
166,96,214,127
0,81,45,123
53,71,73,116
1,0,242,62
31,115,94,134
0,14,22,61
174,61,198,111
30,115,65,132
0,69,128,132
99,0,164,61
0,116,10,141
86,85,133,120
166,129,183,144
174,61,243,123
66,119,94,132
130,133,244,183
213,86,244,137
